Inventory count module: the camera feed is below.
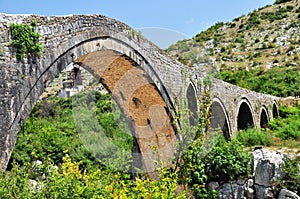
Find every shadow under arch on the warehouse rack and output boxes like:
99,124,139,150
186,82,198,127
210,97,231,139
260,106,269,128
237,98,254,131
272,101,279,118
10,37,178,175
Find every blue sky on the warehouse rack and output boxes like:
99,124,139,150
1,0,275,48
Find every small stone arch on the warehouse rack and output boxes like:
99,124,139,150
260,106,269,128
210,97,231,139
237,98,254,131
186,82,198,126
272,102,279,118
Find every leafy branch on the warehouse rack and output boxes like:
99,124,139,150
10,22,43,60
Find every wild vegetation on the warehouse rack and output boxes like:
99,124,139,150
214,66,300,97
1,0,300,197
10,21,43,59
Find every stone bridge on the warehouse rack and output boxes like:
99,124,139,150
0,14,279,173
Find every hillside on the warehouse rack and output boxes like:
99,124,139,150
167,0,300,75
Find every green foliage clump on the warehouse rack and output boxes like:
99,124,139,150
177,136,252,198
247,12,261,29
237,128,272,147
177,138,217,199
11,91,133,171
10,22,43,59
269,102,300,140
203,137,252,182
11,96,97,169
275,157,300,195
260,6,291,22
216,66,300,97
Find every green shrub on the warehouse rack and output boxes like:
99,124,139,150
237,128,272,147
203,137,252,182
177,138,218,199
275,157,300,195
10,23,43,59
269,103,300,140
11,91,133,171
177,136,252,198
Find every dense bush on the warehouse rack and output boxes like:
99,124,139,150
177,136,252,198
237,128,273,147
269,102,300,140
203,137,252,182
11,91,133,172
10,22,43,59
275,157,300,195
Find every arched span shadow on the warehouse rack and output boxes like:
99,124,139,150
237,98,254,131
272,102,279,119
260,106,269,128
210,97,231,139
186,82,198,127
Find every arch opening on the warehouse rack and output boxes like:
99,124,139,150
237,101,254,131
273,103,279,118
186,83,198,127
260,107,269,128
210,100,231,139
72,50,178,174
11,47,177,175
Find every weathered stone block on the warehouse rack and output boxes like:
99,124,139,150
278,189,300,199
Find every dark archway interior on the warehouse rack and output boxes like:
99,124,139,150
186,84,198,126
260,108,269,128
210,101,230,139
273,103,279,118
237,102,254,131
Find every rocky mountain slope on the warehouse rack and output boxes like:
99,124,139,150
167,0,300,73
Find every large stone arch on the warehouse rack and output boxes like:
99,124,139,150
186,82,198,126
210,97,231,139
5,36,178,173
237,98,255,131
260,106,269,128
